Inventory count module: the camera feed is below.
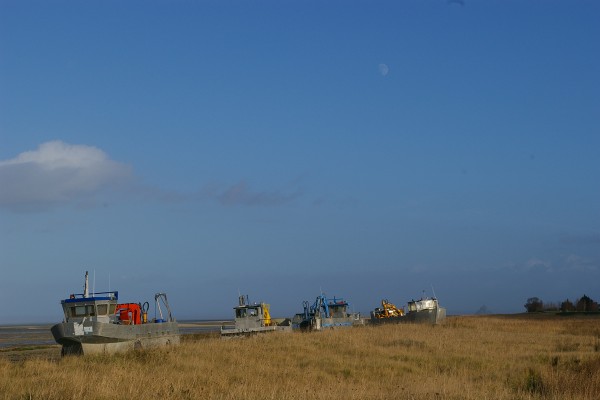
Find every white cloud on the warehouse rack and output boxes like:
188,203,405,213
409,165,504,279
0,141,133,212
525,258,551,270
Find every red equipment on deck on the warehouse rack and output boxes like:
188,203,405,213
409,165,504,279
116,303,141,325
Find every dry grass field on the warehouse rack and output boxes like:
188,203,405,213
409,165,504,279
1,315,599,399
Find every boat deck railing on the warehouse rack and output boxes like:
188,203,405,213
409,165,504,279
65,291,119,302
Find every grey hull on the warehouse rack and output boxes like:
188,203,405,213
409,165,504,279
295,316,361,331
221,325,292,337
51,320,180,355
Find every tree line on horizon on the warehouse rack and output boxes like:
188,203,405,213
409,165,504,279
524,294,599,313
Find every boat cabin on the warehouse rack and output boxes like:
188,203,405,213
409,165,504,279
232,295,272,331
327,298,350,318
61,291,119,324
408,297,439,313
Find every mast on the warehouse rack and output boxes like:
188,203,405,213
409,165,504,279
84,271,89,298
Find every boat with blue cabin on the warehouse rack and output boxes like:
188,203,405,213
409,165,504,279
292,294,361,331
51,271,180,355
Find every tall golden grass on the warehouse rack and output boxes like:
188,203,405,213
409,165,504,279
1,315,599,399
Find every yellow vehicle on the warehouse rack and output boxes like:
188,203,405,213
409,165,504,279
262,302,272,326
372,299,405,319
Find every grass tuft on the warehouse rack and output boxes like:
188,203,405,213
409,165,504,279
523,368,545,394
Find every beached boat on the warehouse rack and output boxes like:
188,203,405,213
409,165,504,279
370,295,446,325
292,294,361,331
51,272,180,355
220,295,291,337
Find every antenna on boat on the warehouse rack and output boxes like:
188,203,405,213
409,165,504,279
83,271,89,298
431,285,437,299
108,272,111,294
93,269,96,297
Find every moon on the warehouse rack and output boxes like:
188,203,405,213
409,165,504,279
378,63,389,77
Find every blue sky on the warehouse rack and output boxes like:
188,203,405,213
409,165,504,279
1,0,599,323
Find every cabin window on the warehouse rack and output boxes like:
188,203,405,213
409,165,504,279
330,306,346,318
69,305,96,317
236,309,247,318
96,304,108,316
71,306,86,317
108,303,116,315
